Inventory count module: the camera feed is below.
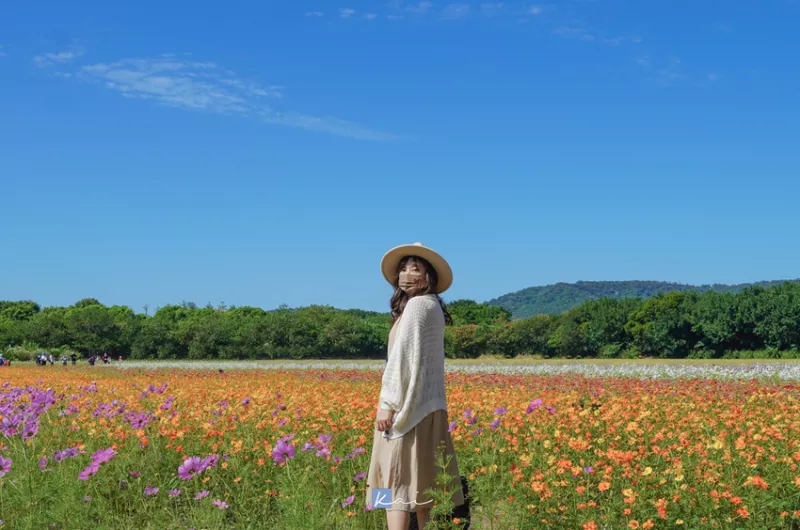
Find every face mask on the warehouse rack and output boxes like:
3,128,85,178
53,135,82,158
398,271,427,292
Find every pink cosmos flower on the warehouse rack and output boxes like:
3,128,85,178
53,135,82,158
0,456,11,478
178,456,204,480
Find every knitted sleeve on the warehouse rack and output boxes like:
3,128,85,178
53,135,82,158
378,296,432,412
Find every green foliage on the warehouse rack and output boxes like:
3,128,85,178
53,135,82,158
4,280,800,360
447,299,511,326
488,279,799,319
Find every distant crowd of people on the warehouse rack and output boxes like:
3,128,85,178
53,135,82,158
27,352,122,366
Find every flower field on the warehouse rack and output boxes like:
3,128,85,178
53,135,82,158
1,364,800,529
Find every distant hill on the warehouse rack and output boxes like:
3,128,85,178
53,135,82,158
487,279,799,319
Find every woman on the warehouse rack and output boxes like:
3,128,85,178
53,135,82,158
366,242,465,530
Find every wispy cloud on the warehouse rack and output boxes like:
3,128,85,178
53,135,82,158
0,45,5,57
480,3,504,15
527,5,544,15
365,13,378,20
553,25,639,46
636,55,688,86
405,1,434,14
339,8,357,18
305,11,324,17
34,44,85,67
441,4,470,19
47,55,396,140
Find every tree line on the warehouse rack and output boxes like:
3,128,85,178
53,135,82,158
1,281,799,361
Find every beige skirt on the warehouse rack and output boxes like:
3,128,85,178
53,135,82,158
366,409,465,513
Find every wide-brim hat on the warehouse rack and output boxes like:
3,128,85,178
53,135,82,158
380,242,453,294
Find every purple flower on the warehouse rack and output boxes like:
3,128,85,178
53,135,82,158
0,456,11,477
53,447,81,463
273,439,296,464
129,471,141,478
584,467,593,474
82,496,92,502
353,472,367,482
525,399,543,414
78,462,99,481
345,447,366,460
448,421,457,433
545,406,556,415
365,503,374,511
195,490,210,500
471,428,483,436
316,446,331,459
129,414,150,429
317,434,333,444
462,408,473,419
241,397,251,406
467,414,478,427
178,457,204,480
21,421,39,441
168,488,181,497
38,456,48,471
212,499,229,510
201,454,220,470
301,441,314,452
490,419,501,430
278,419,288,427
342,495,355,508
494,407,508,416
91,447,116,465
144,486,159,496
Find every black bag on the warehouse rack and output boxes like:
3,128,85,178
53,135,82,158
409,475,470,530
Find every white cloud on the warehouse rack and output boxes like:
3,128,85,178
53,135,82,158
637,55,686,86
707,72,718,81
441,3,470,19
71,56,394,140
0,45,5,57
339,8,356,18
553,26,589,37
365,13,378,20
305,11,324,17
34,45,85,67
528,5,544,15
405,1,433,14
480,2,504,13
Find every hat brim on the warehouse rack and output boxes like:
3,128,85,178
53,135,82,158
380,243,453,294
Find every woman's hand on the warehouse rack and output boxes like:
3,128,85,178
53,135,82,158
376,409,395,432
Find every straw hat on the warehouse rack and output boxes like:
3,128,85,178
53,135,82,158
380,242,453,294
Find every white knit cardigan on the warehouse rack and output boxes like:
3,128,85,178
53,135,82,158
379,293,448,439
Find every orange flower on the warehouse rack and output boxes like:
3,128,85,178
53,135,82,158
583,521,598,530
736,507,750,519
627,521,639,529
745,475,769,489
598,482,611,492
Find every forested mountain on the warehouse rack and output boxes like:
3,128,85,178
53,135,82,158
487,279,798,319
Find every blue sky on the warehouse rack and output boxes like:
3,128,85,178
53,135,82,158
1,0,799,314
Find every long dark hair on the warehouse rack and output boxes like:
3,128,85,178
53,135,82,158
390,255,453,327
